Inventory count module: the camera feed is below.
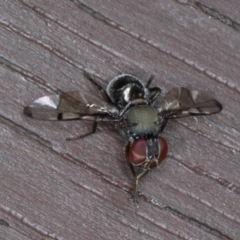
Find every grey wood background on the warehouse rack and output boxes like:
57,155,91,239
1,1,240,239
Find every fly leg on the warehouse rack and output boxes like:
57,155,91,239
145,75,161,102
84,72,112,103
149,87,161,102
66,120,98,141
65,115,106,141
127,159,157,203
132,168,150,203
145,74,155,88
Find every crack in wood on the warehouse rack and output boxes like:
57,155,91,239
175,158,240,196
164,206,233,240
0,219,10,227
195,2,240,32
0,115,53,148
1,116,236,239
17,0,240,94
0,204,62,240
70,0,239,93
0,56,56,93
19,0,132,65
0,19,85,74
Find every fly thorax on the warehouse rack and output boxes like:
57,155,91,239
122,105,160,138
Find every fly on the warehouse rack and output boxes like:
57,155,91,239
23,73,222,202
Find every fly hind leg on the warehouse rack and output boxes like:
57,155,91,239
83,72,112,103
66,115,99,141
145,75,161,102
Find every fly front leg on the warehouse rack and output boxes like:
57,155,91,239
132,167,150,203
130,160,158,203
126,156,159,203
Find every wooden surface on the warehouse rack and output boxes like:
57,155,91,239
1,1,240,239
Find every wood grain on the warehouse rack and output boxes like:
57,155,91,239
1,0,239,239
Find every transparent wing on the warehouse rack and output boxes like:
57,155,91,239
23,91,119,121
158,87,222,118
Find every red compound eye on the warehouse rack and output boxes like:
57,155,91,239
157,137,168,162
126,139,147,165
125,137,168,166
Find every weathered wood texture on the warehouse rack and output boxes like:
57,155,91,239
1,0,240,239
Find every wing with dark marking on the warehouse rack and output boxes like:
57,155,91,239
23,91,119,121
158,87,222,118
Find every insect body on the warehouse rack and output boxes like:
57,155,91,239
24,73,222,202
